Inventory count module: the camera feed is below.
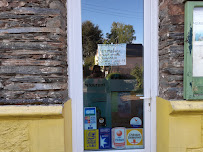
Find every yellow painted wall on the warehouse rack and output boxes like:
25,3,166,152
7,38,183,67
0,100,72,152
157,97,171,152
157,97,203,152
4,96,203,152
63,100,72,152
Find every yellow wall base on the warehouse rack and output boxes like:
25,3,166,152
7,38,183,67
157,97,203,152
0,100,72,152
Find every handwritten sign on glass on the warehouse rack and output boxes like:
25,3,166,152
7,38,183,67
98,44,126,66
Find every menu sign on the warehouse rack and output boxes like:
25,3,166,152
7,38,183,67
112,127,125,149
193,7,203,76
98,44,126,66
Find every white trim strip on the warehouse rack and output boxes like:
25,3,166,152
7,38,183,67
67,0,84,152
150,0,159,152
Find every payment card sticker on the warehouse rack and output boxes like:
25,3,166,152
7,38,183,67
112,127,125,149
84,107,97,130
99,128,112,149
84,130,99,150
126,128,144,149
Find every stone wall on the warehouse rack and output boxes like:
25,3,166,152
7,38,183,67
0,0,68,104
159,0,185,100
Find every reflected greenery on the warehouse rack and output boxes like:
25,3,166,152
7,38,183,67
130,64,143,89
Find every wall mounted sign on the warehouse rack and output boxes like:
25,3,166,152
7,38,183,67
126,128,143,149
84,107,97,130
193,7,203,77
84,130,99,150
184,1,203,100
112,127,126,149
99,128,112,149
98,44,126,66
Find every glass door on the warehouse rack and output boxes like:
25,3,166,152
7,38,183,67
81,0,151,151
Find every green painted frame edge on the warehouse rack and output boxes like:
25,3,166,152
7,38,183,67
184,1,203,100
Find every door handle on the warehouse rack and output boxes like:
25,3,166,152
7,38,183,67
140,97,151,100
136,95,151,111
136,95,151,100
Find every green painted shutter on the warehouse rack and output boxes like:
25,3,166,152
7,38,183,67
184,1,203,100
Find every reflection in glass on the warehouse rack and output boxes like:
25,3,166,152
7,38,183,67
82,0,144,150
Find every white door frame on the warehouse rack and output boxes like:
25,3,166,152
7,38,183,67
67,0,159,152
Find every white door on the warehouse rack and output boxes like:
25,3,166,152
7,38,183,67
67,0,158,152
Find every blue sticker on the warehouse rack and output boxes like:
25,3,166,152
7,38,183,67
84,107,97,130
130,117,142,128
85,107,96,116
99,128,112,149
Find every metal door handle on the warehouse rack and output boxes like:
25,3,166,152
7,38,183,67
136,95,151,111
136,95,151,100
140,97,151,100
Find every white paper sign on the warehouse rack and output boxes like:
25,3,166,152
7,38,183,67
98,44,126,66
193,7,203,76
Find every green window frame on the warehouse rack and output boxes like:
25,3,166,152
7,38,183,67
184,1,203,100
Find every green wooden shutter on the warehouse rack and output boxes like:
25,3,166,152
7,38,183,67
184,1,203,100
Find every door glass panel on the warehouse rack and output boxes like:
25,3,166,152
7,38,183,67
82,0,144,150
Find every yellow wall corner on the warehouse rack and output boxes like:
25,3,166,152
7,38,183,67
0,101,73,152
157,97,203,152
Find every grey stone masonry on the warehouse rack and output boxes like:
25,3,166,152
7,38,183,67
159,0,185,100
0,0,68,104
